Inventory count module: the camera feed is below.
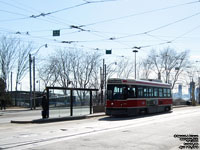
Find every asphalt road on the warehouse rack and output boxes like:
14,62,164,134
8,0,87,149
0,106,199,150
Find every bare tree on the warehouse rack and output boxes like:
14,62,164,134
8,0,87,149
71,50,101,89
38,48,101,90
140,58,153,79
145,47,189,89
106,57,134,79
15,42,33,92
38,56,58,90
146,49,164,80
52,49,73,88
0,36,19,90
169,50,190,89
105,61,117,79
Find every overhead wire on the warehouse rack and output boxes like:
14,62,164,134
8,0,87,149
0,0,73,27
1,0,197,38
131,23,200,49
28,0,200,41
1,0,200,54
82,0,200,27
29,0,119,18
0,9,28,17
170,24,200,43
13,0,199,35
113,11,200,40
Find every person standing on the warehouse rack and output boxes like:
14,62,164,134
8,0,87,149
1,99,6,110
41,94,49,119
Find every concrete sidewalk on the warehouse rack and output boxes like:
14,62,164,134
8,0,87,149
10,112,106,124
7,105,191,124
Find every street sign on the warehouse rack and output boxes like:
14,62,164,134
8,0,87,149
53,30,60,36
106,50,112,54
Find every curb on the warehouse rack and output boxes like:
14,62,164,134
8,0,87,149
10,106,192,124
10,113,106,124
11,116,88,124
173,105,190,108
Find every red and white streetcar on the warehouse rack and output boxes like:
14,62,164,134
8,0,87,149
106,78,173,116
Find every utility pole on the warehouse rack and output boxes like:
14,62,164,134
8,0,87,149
104,64,107,104
11,72,14,106
100,67,103,105
10,72,12,92
33,56,36,109
190,79,196,106
29,54,32,110
101,59,105,104
133,50,138,79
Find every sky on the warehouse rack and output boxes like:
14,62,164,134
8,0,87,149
0,0,200,91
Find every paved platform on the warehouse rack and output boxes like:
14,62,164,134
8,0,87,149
10,112,106,124
4,105,192,124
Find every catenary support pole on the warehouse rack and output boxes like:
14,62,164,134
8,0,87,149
29,54,32,110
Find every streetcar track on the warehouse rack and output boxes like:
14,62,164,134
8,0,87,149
1,108,199,149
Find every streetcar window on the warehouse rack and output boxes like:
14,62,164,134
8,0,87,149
144,87,148,97
107,85,127,100
163,88,167,97
113,86,123,99
154,88,158,97
127,86,136,98
159,88,163,97
167,88,171,97
138,86,143,97
148,87,153,97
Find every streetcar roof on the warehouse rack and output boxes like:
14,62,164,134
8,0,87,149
107,78,171,88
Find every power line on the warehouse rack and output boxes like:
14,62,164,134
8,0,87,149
170,24,200,43
0,9,28,17
7,0,87,29
30,0,118,18
2,0,198,39
1,0,200,53
130,23,200,49
26,1,199,40
0,0,33,13
17,0,199,34
113,11,200,40
82,0,200,27
0,0,74,27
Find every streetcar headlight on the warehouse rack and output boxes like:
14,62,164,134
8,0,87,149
111,102,114,106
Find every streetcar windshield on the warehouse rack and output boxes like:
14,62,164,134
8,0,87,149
107,85,127,100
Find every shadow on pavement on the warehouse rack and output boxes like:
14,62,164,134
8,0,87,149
99,111,173,121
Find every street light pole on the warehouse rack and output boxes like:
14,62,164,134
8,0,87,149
29,44,47,110
36,80,40,92
133,49,138,79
